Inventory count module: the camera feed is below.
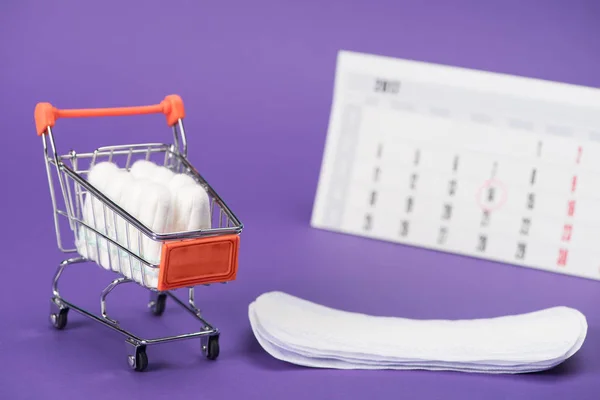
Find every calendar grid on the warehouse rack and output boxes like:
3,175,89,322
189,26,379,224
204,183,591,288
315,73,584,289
312,51,600,281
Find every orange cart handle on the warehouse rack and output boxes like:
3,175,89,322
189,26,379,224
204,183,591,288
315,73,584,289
34,94,185,136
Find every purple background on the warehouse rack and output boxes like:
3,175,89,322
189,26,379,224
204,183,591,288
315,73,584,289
2,0,600,398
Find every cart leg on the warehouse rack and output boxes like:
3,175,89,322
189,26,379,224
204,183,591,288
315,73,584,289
50,257,86,330
165,289,215,329
148,291,167,316
188,287,201,316
162,289,220,359
187,288,220,360
52,257,87,299
100,277,132,325
125,338,148,372
200,327,220,360
50,297,69,330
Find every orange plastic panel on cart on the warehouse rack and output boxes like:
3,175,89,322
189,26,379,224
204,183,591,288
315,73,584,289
157,234,240,291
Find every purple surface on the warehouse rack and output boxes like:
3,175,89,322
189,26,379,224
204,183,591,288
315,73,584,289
2,0,600,398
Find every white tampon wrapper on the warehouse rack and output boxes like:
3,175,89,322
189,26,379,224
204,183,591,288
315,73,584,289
137,181,171,264
174,183,212,232
129,160,158,180
167,173,199,232
87,161,120,192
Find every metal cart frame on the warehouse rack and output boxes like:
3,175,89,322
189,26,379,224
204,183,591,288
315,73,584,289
35,95,243,371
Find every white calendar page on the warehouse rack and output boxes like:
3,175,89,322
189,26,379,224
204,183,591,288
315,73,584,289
311,50,600,281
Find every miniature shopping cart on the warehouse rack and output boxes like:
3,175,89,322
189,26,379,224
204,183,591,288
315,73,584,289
35,95,243,371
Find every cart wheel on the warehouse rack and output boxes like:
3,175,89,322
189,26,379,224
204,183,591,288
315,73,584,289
150,293,167,316
129,346,148,372
206,335,220,360
50,308,69,330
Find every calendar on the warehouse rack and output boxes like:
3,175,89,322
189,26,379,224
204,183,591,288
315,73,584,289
311,50,600,281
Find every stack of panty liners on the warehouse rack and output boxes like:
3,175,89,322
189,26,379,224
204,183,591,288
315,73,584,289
249,291,588,374
76,160,211,288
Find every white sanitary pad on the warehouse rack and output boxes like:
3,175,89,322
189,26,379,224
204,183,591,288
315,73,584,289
76,160,212,288
249,291,587,374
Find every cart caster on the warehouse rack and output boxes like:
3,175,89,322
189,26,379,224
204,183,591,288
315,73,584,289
128,346,148,372
50,307,69,330
205,335,220,360
149,293,167,316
